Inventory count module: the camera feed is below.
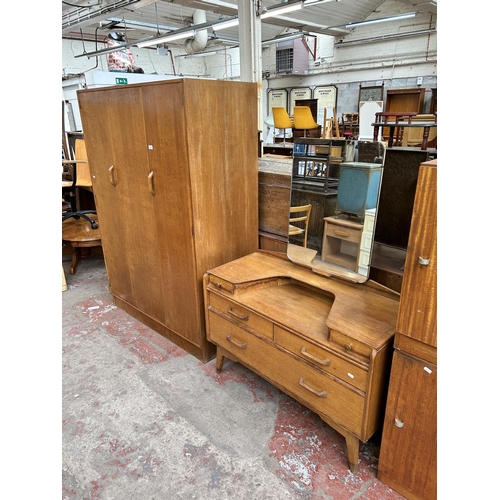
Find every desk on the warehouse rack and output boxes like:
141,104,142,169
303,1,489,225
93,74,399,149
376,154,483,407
371,122,437,150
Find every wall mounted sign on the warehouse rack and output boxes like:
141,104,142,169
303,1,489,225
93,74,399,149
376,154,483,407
268,89,289,112
359,85,384,104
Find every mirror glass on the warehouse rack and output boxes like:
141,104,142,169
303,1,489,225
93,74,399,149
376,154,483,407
287,140,386,283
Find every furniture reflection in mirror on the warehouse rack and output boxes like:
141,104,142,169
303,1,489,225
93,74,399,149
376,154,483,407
288,141,386,283
370,148,435,292
288,204,312,248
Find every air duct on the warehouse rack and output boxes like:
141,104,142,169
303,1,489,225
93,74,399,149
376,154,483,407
184,10,208,55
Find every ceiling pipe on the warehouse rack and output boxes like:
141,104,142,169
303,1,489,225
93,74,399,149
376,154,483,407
184,10,208,55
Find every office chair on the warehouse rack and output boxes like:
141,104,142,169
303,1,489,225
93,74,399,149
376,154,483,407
289,204,312,248
272,107,294,145
293,106,320,137
62,139,98,228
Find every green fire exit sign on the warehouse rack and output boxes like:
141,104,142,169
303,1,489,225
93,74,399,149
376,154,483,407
115,77,128,85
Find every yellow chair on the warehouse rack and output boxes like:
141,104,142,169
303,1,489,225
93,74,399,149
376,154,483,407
289,204,312,248
293,106,320,137
272,106,294,144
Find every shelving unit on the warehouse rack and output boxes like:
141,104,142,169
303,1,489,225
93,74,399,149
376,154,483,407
292,138,346,191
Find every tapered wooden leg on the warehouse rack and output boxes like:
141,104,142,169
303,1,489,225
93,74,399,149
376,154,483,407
216,348,225,373
345,433,360,473
70,247,80,275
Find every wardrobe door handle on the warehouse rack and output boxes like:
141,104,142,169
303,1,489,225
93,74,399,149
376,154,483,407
227,307,249,321
418,256,430,266
299,377,327,398
148,171,155,195
394,418,405,428
226,334,247,350
108,165,117,186
300,346,330,366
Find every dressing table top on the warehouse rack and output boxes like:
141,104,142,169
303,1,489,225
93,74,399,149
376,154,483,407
206,251,399,350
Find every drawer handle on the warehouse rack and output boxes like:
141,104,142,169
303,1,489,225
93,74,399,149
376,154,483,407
213,282,223,288
344,343,352,352
394,418,404,428
418,256,430,266
300,346,331,366
148,171,155,195
226,334,247,350
334,230,350,237
227,307,249,321
299,377,327,398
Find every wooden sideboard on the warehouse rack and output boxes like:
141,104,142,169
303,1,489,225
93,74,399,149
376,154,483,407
377,159,437,499
204,251,400,472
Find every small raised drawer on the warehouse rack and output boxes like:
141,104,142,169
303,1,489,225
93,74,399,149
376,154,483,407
328,329,373,364
208,275,235,293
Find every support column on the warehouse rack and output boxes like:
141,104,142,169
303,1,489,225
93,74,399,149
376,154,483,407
238,0,262,154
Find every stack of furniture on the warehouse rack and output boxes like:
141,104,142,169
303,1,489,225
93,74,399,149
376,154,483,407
77,79,259,362
377,159,437,499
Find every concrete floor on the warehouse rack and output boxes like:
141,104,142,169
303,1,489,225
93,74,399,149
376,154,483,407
62,253,406,500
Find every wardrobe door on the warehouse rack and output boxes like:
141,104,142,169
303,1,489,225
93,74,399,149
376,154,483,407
140,83,201,344
378,351,437,500
396,163,437,347
79,86,152,305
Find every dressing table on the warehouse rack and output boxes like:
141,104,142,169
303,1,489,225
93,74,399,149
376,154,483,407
204,140,400,472
204,251,399,472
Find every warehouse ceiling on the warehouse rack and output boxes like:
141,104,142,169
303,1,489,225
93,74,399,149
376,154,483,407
62,0,437,55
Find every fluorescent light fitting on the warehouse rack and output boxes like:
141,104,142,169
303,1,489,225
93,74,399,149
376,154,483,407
303,0,335,5
261,32,306,46
137,30,195,47
346,12,416,29
260,1,303,19
213,17,239,30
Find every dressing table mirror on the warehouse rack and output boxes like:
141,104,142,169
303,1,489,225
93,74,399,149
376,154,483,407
287,140,386,283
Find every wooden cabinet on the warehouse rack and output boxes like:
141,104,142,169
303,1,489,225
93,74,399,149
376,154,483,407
77,79,259,362
204,251,400,472
377,159,437,499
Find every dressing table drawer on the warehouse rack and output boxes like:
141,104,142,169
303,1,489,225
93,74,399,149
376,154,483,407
328,330,373,364
209,312,364,435
208,275,235,293
208,293,273,339
275,326,368,392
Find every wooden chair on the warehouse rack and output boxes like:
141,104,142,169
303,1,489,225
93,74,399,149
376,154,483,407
322,108,341,139
341,112,359,139
293,106,320,137
272,107,294,144
289,204,312,248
